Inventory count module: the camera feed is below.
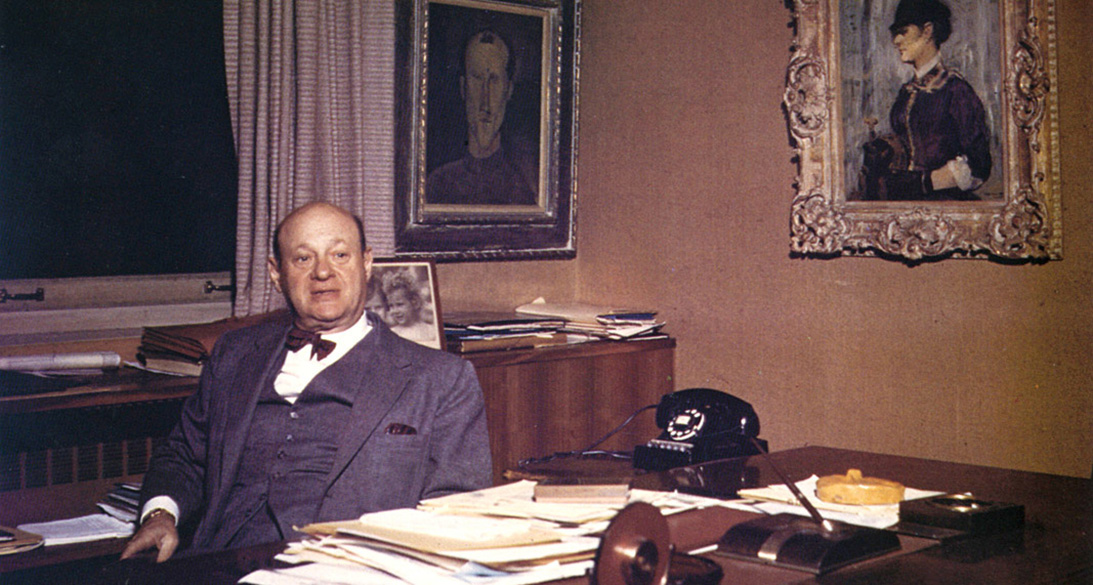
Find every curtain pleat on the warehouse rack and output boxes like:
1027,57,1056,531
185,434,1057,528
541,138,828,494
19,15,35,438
225,0,395,317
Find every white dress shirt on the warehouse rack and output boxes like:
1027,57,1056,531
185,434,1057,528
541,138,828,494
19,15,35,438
274,315,372,404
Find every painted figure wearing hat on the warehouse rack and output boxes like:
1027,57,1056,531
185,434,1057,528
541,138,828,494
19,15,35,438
860,0,992,201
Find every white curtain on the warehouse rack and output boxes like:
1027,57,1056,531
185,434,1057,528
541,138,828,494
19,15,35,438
224,0,396,316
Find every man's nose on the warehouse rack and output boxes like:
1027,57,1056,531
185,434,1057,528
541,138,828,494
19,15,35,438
311,257,332,279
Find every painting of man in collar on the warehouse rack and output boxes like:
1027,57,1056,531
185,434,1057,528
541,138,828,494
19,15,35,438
424,3,543,208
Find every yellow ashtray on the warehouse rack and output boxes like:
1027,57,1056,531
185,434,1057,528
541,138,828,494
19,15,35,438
815,468,905,505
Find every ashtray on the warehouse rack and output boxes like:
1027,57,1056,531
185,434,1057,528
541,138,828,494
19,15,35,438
898,493,1024,538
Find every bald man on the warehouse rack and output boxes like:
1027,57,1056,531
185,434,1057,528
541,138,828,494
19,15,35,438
122,202,491,561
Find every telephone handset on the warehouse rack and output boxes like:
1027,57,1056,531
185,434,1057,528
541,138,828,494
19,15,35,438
633,388,767,471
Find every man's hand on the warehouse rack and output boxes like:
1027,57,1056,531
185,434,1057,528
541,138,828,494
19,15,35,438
120,510,179,563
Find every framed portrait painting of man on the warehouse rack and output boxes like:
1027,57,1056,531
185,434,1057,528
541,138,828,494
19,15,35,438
367,259,445,350
394,0,580,260
786,0,1061,262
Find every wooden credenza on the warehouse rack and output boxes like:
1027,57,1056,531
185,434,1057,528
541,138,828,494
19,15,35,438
470,338,675,484
0,338,676,529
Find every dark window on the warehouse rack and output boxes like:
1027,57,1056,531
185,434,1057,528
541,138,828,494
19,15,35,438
0,0,236,280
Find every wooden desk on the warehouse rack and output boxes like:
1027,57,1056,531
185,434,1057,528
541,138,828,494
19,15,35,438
64,447,1093,585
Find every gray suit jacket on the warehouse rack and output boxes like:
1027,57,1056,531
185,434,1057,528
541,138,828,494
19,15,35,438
141,312,492,551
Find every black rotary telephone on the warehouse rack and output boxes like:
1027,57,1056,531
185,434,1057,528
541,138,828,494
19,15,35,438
632,388,766,471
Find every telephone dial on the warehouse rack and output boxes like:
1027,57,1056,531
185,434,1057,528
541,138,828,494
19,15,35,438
633,388,767,471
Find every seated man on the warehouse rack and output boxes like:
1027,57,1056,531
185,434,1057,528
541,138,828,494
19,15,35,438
122,202,491,562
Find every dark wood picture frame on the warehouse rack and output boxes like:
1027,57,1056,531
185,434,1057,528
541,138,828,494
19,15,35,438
367,259,445,350
394,0,580,261
786,0,1061,262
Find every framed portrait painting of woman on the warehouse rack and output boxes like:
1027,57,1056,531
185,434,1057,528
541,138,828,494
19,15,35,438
786,0,1060,262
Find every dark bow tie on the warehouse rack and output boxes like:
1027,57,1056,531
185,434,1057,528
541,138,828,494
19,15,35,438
285,327,336,360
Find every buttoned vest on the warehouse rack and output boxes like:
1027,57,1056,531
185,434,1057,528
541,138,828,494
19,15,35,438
215,350,359,549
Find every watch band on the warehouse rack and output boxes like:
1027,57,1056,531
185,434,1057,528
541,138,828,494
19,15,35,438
142,508,175,526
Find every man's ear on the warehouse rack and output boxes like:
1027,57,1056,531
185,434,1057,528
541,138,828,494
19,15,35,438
362,246,374,283
923,22,935,42
267,256,284,294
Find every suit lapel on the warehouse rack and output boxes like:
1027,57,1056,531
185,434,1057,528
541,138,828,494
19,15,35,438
215,323,289,498
327,322,413,486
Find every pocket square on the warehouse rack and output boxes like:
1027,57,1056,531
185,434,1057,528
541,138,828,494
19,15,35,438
385,422,417,436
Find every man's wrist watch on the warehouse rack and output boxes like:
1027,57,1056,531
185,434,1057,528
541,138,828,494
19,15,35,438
143,508,175,526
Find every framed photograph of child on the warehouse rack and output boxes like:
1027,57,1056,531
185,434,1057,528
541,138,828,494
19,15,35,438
367,259,445,350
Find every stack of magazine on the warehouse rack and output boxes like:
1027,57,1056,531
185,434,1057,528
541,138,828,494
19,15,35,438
443,312,569,354
514,299,666,341
96,482,142,523
442,301,666,353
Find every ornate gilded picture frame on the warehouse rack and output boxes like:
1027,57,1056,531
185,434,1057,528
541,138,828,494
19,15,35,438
394,0,580,261
786,0,1060,262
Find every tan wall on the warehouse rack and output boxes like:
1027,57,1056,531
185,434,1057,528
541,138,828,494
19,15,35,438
439,0,1093,478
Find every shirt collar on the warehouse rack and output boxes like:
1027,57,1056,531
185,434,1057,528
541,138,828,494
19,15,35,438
289,312,372,362
320,312,371,348
914,54,943,81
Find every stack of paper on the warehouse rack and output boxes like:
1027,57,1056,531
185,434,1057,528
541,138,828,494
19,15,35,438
97,482,142,523
514,299,665,341
443,312,571,353
240,481,730,585
17,513,134,546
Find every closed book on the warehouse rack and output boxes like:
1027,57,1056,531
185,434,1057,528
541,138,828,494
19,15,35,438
533,478,631,505
136,356,203,377
447,332,570,353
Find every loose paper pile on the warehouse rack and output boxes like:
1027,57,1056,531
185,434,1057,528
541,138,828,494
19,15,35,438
97,482,142,523
443,312,570,353
16,513,134,546
515,299,665,341
241,481,730,585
